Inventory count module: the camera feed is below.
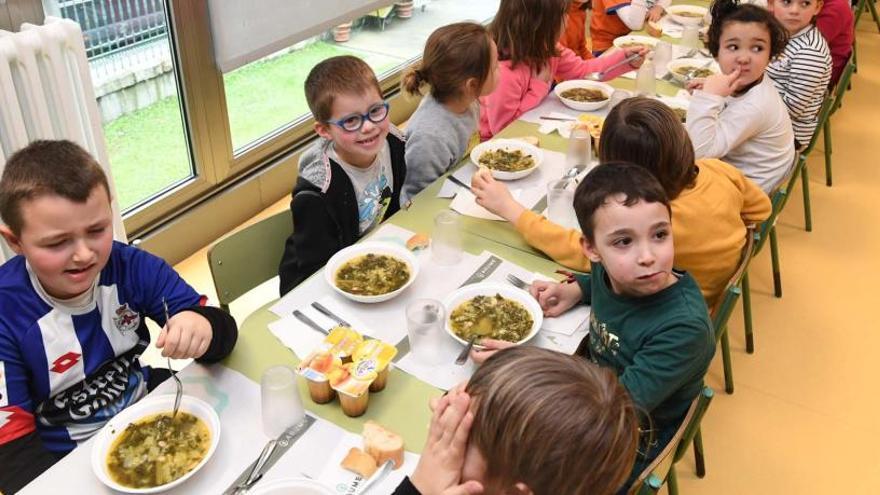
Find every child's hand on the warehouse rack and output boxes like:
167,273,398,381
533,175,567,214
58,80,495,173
622,46,648,68
701,67,745,97
647,5,665,22
410,391,483,495
533,63,552,83
156,311,213,359
685,77,705,92
529,280,583,317
469,338,516,365
471,170,526,223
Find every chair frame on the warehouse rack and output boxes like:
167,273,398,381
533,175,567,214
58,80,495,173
823,60,857,187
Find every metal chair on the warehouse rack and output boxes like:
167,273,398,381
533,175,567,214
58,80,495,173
207,210,293,312
630,387,715,495
823,60,857,186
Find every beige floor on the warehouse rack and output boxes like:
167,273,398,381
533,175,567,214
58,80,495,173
163,23,880,495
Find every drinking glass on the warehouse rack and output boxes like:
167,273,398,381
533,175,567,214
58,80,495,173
681,25,701,50
261,365,305,438
653,41,673,77
547,179,578,229
406,299,448,365
432,210,463,265
566,127,592,171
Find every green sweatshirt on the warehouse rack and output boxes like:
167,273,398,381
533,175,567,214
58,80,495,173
575,262,715,431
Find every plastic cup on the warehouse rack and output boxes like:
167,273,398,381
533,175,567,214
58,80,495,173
432,211,463,265
405,299,448,365
261,366,305,438
566,127,592,170
547,179,578,229
681,25,701,50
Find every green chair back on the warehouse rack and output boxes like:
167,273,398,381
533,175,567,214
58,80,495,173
801,91,836,157
831,60,857,116
711,225,757,336
630,387,715,494
207,210,293,312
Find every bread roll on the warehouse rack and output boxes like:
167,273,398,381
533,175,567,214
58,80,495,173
646,20,663,38
363,421,405,469
341,447,378,478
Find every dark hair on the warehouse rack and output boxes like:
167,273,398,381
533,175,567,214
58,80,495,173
707,0,788,58
401,22,493,103
600,97,697,199
573,162,671,243
0,140,110,236
490,0,569,70
466,346,639,495
305,55,382,123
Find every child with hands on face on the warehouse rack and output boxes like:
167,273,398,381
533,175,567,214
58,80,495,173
395,346,640,495
685,0,796,193
0,141,237,494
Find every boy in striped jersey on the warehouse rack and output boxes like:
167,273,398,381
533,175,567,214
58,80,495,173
766,0,832,148
0,140,238,493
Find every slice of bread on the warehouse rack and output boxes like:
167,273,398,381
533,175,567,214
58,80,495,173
646,20,663,38
363,420,405,469
341,447,378,478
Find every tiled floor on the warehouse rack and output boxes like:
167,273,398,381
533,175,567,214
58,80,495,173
161,21,880,495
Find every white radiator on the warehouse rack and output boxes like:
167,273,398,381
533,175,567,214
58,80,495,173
0,16,126,264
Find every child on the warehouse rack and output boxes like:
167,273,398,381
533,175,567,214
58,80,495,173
767,0,832,148
278,56,407,294
400,22,499,205
561,0,592,60
473,163,715,484
472,97,771,310
394,346,640,495
480,0,645,140
590,0,669,54
0,140,238,493
686,0,796,193
816,0,854,86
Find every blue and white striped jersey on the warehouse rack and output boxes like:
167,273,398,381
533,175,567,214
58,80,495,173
0,241,203,454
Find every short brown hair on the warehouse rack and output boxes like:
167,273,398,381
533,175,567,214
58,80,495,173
305,55,382,123
600,97,697,199
401,22,493,104
490,0,568,70
574,162,671,243
0,140,110,236
466,346,639,495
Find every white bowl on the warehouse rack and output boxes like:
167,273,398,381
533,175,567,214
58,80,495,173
470,139,543,180
666,5,709,26
443,282,543,349
553,80,616,112
657,96,690,123
91,395,221,494
666,58,720,84
325,241,419,303
248,478,336,495
612,35,659,51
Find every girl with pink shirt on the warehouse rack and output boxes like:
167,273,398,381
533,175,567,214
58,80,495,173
479,0,646,140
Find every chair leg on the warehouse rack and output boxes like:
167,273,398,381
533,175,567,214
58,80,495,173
801,163,813,232
721,328,735,394
743,271,755,354
824,120,833,187
667,465,679,495
770,226,782,298
694,429,707,478
869,0,880,33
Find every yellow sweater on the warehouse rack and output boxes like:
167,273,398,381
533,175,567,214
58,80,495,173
515,159,772,309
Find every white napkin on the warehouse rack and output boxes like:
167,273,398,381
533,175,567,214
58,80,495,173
450,187,515,221
659,16,685,38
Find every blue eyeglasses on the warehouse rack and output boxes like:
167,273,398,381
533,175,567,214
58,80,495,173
326,102,390,132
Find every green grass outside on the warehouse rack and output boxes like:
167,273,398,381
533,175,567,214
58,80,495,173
103,41,401,210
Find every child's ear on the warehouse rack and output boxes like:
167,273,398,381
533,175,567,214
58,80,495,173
0,225,24,255
464,77,480,97
314,122,333,141
512,482,534,495
580,235,602,263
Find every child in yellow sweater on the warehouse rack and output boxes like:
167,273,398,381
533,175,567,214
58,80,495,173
472,97,771,309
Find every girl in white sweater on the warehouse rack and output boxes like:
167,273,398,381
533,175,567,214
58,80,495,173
686,0,796,193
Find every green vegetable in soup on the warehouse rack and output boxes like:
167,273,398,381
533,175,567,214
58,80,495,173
450,294,533,343
335,254,410,296
478,149,535,172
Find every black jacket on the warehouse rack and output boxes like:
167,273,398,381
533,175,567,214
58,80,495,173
278,132,407,295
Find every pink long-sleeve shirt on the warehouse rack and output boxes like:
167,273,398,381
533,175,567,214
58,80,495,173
478,46,630,140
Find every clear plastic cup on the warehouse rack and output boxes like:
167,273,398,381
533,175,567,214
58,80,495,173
653,42,673,77
405,299,448,365
566,127,592,170
547,179,578,229
261,366,305,438
432,210,463,265
681,25,701,50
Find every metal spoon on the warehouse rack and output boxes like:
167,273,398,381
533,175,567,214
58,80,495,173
455,335,478,365
587,52,643,81
163,297,182,419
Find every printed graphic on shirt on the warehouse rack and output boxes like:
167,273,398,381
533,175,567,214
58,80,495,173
112,303,141,333
49,352,82,374
0,406,36,444
358,174,390,233
589,311,621,356
0,362,7,407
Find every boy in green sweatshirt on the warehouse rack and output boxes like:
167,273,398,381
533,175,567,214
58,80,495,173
474,161,715,480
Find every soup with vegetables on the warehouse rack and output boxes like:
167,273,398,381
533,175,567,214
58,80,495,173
106,412,210,489
560,87,608,103
478,149,535,172
450,294,534,343
674,66,714,78
335,254,410,296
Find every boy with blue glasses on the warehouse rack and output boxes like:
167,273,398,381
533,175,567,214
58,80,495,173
278,56,407,294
